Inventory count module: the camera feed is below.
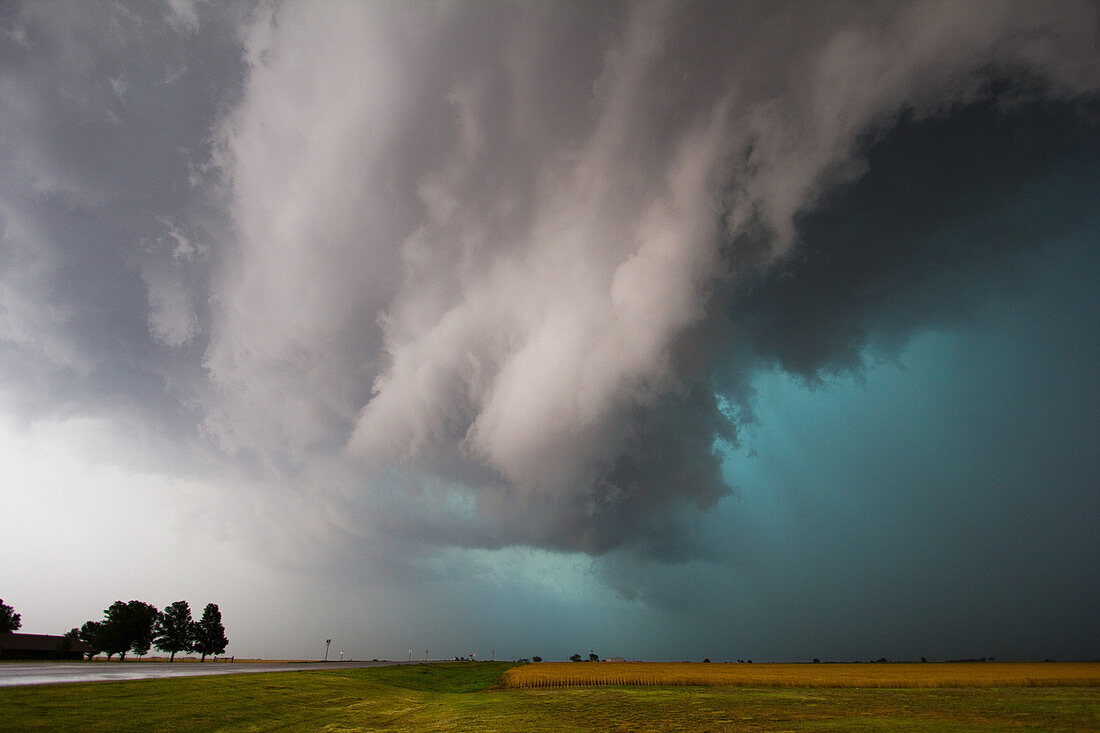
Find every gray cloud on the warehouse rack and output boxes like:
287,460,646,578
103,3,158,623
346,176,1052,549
0,0,246,432
723,91,1100,388
205,0,1098,557
2,1,1098,636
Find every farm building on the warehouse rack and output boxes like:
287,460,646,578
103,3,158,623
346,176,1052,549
0,632,92,660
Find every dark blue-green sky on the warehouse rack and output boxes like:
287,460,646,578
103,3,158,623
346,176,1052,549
1,0,1097,661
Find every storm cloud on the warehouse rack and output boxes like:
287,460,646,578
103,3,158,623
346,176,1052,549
2,0,1098,660
204,0,1098,554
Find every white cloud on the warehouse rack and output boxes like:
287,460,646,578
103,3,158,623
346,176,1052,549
4,0,1098,575
0,413,249,631
144,269,198,347
0,201,86,373
0,0,1097,661
165,0,200,33
203,1,429,453
196,0,1100,551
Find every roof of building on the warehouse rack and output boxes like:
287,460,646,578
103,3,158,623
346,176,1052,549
0,632,94,653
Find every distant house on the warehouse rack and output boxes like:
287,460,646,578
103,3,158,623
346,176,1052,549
0,632,92,660
606,657,626,663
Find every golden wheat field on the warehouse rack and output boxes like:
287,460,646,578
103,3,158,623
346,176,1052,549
502,661,1100,689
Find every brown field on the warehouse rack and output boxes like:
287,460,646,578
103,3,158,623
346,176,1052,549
503,661,1100,689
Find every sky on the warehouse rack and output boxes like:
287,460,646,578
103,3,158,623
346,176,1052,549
1,0,1097,663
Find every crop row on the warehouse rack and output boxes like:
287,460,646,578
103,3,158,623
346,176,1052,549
502,661,1100,689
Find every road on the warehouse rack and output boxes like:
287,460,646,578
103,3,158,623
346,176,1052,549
0,660,419,687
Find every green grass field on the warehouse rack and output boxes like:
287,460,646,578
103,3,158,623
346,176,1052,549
1,662,1097,732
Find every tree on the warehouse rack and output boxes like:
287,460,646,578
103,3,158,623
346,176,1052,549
588,652,599,662
191,603,228,662
0,599,21,633
132,629,153,659
570,653,582,662
100,600,159,661
130,602,158,659
77,621,103,660
57,629,80,658
154,601,194,661
99,602,131,660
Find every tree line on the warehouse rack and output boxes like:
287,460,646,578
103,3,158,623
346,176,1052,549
69,600,228,662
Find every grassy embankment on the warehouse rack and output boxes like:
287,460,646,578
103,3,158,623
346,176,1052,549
2,661,1098,731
